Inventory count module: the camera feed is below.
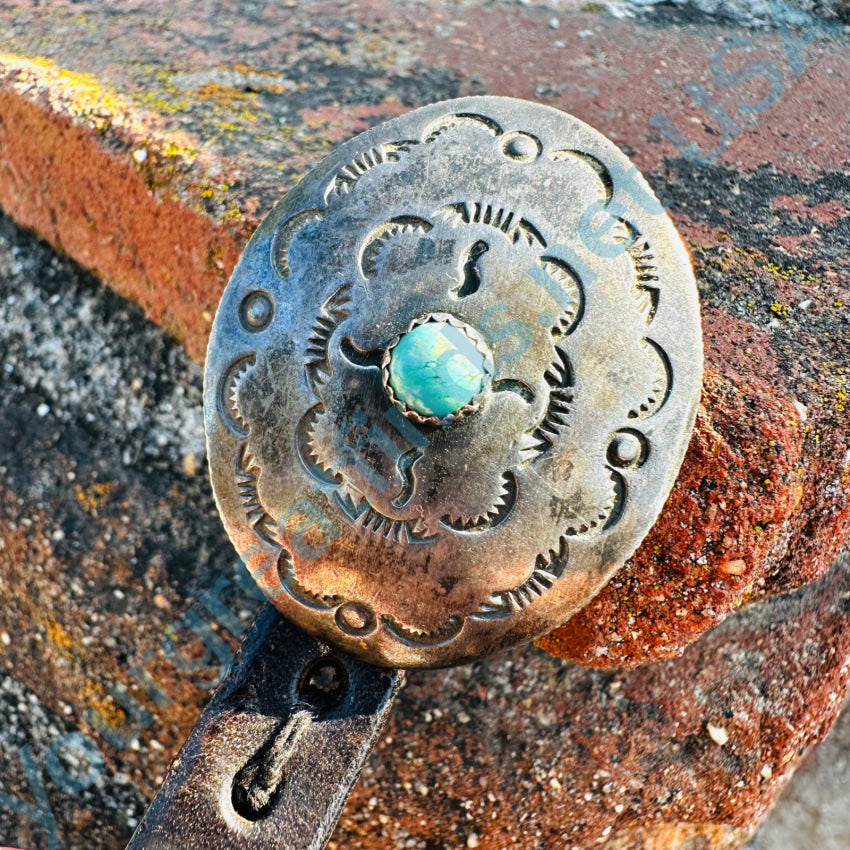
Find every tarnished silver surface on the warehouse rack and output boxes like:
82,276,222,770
204,96,703,668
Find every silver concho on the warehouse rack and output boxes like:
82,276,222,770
203,96,703,668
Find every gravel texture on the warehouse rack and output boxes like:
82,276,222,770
0,670,147,850
607,0,850,26
0,208,256,847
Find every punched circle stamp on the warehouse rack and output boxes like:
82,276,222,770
203,96,703,668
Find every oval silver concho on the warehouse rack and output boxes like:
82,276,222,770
203,96,703,668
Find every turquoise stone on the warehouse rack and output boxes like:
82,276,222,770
388,321,490,420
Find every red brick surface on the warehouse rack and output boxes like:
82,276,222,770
0,2,848,847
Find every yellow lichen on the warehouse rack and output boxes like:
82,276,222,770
46,620,75,654
74,481,115,515
764,261,818,284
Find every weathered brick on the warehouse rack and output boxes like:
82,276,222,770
0,2,848,847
